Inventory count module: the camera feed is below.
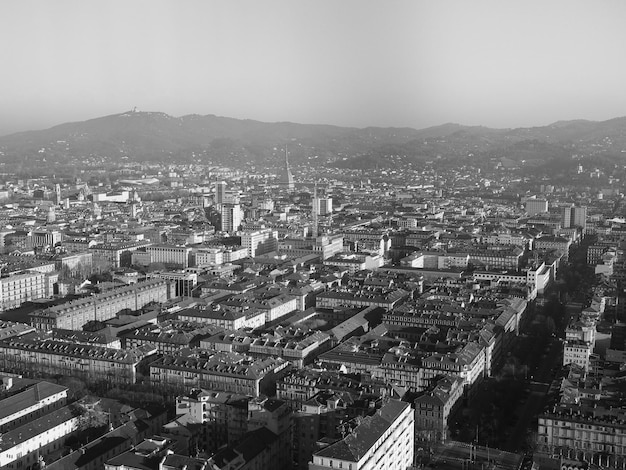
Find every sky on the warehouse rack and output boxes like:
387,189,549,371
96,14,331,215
1,0,626,136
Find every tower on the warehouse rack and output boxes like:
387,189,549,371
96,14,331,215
312,183,319,238
216,181,227,206
54,183,61,205
220,203,243,233
46,206,56,223
573,206,587,230
561,205,573,228
280,145,294,191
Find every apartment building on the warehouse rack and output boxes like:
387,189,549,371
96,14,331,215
0,338,156,384
0,379,68,432
149,352,289,397
0,270,55,311
309,400,414,470
414,375,464,441
538,405,626,458
90,241,153,268
0,405,81,469
177,306,265,330
29,279,168,330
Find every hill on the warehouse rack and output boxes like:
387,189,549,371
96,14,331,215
1,111,625,172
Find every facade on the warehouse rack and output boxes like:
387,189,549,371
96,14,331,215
241,228,279,257
177,306,266,330
220,203,243,233
309,399,414,470
538,406,626,458
147,271,197,297
0,271,54,311
324,253,384,274
0,405,81,469
279,235,344,260
316,288,409,311
414,375,464,441
573,206,588,230
90,241,153,268
525,198,549,216
149,352,289,397
0,337,155,384
249,330,331,368
0,380,69,432
29,280,168,330
146,245,193,268
563,340,593,372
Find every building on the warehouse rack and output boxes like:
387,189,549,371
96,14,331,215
216,181,227,206
0,270,56,311
241,228,279,258
149,352,289,397
324,253,384,275
573,206,588,230
147,271,197,298
279,235,344,260
308,399,414,470
414,375,464,441
280,147,295,191
0,405,82,469
146,245,193,269
0,379,69,432
29,280,168,331
177,306,265,330
538,404,626,461
0,337,156,384
220,203,243,233
561,205,574,228
249,329,331,368
31,229,63,248
91,241,153,268
525,198,549,216
563,340,593,372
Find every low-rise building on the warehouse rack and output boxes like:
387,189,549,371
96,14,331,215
149,352,289,397
0,337,156,384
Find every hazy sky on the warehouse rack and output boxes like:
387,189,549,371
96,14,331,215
1,0,626,136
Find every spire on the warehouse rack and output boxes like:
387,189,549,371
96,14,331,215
281,144,294,191
312,182,319,238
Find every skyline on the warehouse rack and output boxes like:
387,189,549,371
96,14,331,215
1,0,626,136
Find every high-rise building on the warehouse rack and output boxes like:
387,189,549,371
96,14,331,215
221,203,243,233
318,197,332,215
561,205,574,228
573,206,587,230
216,181,227,206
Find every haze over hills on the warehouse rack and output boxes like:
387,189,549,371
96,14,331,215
1,110,626,171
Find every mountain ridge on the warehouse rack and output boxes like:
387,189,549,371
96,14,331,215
1,111,626,171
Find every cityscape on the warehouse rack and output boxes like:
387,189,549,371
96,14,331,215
0,109,624,470
2,2,626,470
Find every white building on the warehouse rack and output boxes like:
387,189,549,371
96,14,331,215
146,245,192,268
221,203,243,233
309,400,414,470
241,229,279,258
563,340,593,372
